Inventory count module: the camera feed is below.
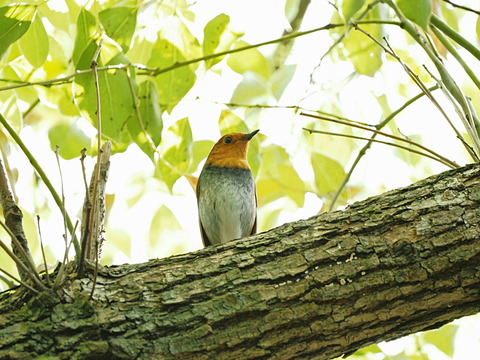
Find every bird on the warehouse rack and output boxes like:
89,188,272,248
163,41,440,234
197,129,259,247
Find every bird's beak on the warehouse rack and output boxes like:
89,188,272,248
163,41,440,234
241,129,259,141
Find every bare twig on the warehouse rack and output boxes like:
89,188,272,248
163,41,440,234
351,22,479,161
54,146,69,259
0,223,47,291
36,215,51,286
303,128,456,167
303,88,437,210
0,266,39,294
53,220,79,289
301,112,459,169
0,113,81,256
441,0,480,16
381,0,480,157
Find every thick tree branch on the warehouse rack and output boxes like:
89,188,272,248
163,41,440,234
0,163,479,359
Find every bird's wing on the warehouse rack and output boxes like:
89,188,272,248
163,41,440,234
199,220,212,247
250,188,257,235
197,180,212,247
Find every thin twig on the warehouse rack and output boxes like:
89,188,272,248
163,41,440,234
303,128,456,168
301,112,459,168
307,88,436,210
54,220,79,289
381,0,480,157
36,215,51,286
0,20,402,93
0,224,47,291
0,266,39,294
54,146,69,258
0,113,81,255
352,22,478,161
441,0,480,16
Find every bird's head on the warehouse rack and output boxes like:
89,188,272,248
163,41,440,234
205,129,259,169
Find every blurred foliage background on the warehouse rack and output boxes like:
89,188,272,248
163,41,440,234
0,0,479,358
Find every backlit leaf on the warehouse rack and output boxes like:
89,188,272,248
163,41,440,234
227,40,270,78
397,0,432,31
342,0,365,21
231,72,269,104
342,6,383,76
75,52,136,143
188,140,215,174
0,4,35,58
72,8,98,70
48,122,91,160
156,118,193,191
269,64,296,100
311,152,345,197
257,144,304,206
99,7,137,53
19,14,48,68
148,39,196,112
127,80,162,160
218,110,249,134
203,13,239,68
149,205,187,257
420,324,458,357
0,92,22,132
476,16,480,40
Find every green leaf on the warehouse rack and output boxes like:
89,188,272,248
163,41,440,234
218,110,249,134
148,39,196,112
257,144,304,206
127,80,162,160
231,73,269,104
203,13,238,68
48,122,91,160
72,8,98,70
74,52,136,143
269,65,296,100
352,344,383,356
0,4,36,58
19,14,48,68
227,40,270,78
99,7,137,53
188,140,215,173
342,6,383,76
149,205,187,256
342,0,365,21
420,324,458,357
0,92,22,132
397,0,432,31
137,80,163,146
156,118,192,191
311,152,346,197
476,16,480,40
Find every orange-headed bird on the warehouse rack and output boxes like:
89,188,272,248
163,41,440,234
197,130,259,246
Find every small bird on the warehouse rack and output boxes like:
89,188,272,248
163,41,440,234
197,129,259,247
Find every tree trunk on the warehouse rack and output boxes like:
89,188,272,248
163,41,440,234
1,163,480,360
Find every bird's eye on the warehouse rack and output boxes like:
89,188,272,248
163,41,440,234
224,136,232,144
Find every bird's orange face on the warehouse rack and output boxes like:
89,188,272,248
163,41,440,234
205,130,259,169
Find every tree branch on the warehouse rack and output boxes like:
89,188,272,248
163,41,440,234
0,163,479,359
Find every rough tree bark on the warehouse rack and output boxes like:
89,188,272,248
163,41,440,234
0,163,479,360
